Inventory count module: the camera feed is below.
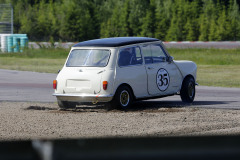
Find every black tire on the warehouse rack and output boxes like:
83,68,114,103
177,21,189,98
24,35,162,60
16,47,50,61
110,86,133,109
57,99,76,109
180,77,195,103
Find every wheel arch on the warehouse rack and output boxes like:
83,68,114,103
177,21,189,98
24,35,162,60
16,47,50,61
181,74,195,89
114,83,136,100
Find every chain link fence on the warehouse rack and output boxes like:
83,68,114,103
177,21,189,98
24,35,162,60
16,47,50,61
0,4,13,34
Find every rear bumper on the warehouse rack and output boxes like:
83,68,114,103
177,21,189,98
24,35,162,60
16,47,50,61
53,93,113,103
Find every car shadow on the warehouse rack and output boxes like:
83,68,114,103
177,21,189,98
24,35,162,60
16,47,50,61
25,105,57,111
125,100,235,112
24,100,236,113
73,100,235,112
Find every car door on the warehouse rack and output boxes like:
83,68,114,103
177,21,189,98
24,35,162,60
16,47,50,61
115,46,148,98
141,43,182,96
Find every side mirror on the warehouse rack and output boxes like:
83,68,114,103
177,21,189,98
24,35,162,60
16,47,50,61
168,56,174,62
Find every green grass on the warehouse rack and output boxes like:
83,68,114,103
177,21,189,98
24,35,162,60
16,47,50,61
0,48,69,59
0,48,69,73
169,48,240,87
0,48,240,87
0,57,65,73
197,65,240,87
169,48,240,65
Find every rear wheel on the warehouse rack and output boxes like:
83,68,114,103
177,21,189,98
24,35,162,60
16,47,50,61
180,77,195,103
110,86,133,110
57,99,76,109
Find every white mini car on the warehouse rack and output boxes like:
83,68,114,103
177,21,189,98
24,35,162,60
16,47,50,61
53,37,197,109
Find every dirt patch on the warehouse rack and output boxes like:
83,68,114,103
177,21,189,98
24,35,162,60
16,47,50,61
0,101,240,141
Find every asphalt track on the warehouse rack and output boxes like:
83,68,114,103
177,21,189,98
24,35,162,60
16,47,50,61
0,69,240,110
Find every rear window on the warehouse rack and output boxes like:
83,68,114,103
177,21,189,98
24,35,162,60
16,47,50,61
66,49,110,67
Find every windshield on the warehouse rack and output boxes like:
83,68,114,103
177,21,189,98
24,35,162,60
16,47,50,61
66,49,110,67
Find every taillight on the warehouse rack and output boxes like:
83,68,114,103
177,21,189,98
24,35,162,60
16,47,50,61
103,81,108,90
53,80,57,89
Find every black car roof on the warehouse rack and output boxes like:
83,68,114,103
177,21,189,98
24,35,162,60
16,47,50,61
73,37,160,47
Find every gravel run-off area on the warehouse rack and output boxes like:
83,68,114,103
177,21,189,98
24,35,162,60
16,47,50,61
1,102,240,141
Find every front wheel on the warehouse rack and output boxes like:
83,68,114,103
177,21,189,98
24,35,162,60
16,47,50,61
180,77,195,103
57,99,76,109
110,86,133,109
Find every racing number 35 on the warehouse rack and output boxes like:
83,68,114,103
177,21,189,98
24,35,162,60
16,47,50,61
157,68,170,91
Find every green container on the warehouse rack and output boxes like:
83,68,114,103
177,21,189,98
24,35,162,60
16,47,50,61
7,34,28,53
7,36,13,52
13,37,20,52
20,37,28,52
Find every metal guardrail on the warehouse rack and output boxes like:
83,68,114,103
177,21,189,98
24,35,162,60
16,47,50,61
28,42,240,49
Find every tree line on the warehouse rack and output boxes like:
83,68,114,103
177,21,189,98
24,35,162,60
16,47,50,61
1,0,240,41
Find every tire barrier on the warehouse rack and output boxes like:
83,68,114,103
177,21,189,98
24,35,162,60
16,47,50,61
0,34,28,53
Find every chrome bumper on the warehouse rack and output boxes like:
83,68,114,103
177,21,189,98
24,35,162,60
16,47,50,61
53,93,113,103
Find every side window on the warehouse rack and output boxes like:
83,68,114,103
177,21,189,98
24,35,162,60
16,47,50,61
141,45,153,64
118,46,143,67
151,44,167,63
142,44,167,64
135,47,143,65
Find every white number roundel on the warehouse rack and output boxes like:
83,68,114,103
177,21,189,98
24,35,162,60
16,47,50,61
156,68,170,91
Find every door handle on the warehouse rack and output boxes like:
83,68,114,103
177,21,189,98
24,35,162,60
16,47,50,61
148,67,154,70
